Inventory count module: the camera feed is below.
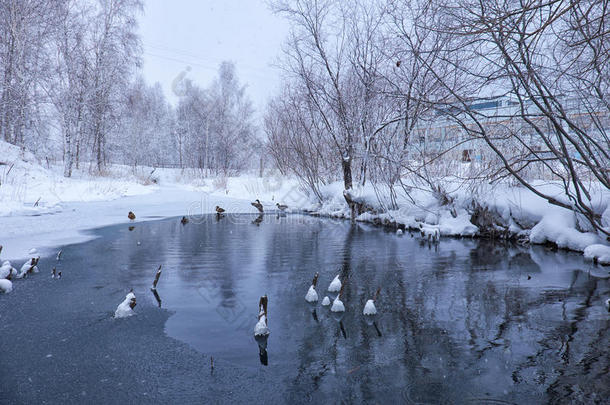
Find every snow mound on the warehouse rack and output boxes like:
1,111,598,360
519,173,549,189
305,285,318,302
438,211,478,236
331,296,345,312
321,296,331,306
114,291,137,318
363,299,377,315
328,275,341,292
1,261,17,279
0,279,13,293
254,315,270,336
583,244,610,265
17,259,39,278
530,211,600,251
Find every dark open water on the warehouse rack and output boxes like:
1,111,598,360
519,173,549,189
1,214,608,404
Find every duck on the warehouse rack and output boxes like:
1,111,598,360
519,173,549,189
328,274,342,292
396,229,404,236
180,216,189,224
51,267,56,278
331,284,346,313
363,287,381,315
215,206,225,214
128,211,136,220
276,203,288,212
305,273,319,302
254,295,270,336
251,199,264,213
114,290,137,318
321,296,331,306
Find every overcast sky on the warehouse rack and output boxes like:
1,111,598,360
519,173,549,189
138,0,290,114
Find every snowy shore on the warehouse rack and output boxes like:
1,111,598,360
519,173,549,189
1,140,608,265
0,141,300,260
301,179,610,266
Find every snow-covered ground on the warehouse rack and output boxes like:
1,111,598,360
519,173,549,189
1,140,608,265
0,141,303,261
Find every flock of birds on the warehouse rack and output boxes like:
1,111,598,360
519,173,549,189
214,199,288,216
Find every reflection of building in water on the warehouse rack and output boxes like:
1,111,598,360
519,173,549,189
412,94,609,178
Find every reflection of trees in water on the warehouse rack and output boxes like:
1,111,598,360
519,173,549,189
511,270,609,403
285,230,609,402
116,220,171,289
114,216,607,402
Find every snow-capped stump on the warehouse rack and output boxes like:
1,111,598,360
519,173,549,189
114,290,137,318
254,295,270,336
328,274,342,292
605,298,610,313
0,279,13,294
331,284,346,313
363,287,381,316
363,300,376,315
419,223,440,242
305,272,319,303
17,257,39,279
1,261,17,280
396,229,404,236
583,244,610,266
321,296,331,306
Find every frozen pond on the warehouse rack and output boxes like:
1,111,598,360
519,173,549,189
1,214,609,404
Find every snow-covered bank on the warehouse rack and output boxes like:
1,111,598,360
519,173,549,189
302,178,610,265
0,141,302,261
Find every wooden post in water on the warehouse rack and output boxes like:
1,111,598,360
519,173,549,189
152,265,162,290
